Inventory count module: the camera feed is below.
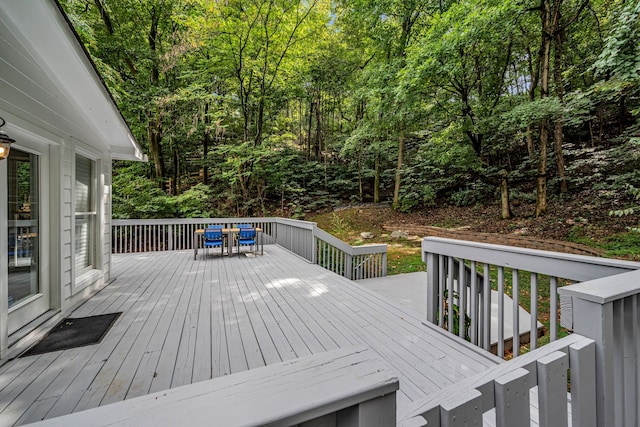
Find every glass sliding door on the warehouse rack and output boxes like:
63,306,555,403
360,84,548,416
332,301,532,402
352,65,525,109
6,147,48,334
8,149,39,307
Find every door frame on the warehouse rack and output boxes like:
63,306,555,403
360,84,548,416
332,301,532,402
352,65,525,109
1,136,53,346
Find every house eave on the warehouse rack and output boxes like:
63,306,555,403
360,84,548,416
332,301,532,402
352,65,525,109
0,0,145,161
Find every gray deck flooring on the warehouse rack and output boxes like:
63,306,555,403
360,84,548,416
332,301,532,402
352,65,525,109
0,246,501,425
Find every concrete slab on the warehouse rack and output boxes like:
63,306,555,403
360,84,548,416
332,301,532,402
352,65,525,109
357,272,543,348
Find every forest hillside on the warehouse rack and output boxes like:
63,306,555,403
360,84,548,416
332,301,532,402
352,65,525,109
60,0,640,237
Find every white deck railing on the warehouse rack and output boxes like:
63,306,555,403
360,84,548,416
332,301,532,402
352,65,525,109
420,237,640,427
400,334,596,427
8,219,36,269
559,269,640,427
103,230,638,426
112,217,387,280
422,237,640,358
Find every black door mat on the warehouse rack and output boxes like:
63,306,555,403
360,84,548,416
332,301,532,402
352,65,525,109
21,312,121,357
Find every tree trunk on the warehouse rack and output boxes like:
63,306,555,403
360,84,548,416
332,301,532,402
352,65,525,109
255,90,265,146
536,118,550,217
500,170,513,219
203,103,210,185
553,121,567,193
525,43,540,158
171,146,179,195
553,30,568,194
392,133,405,208
358,150,364,203
147,116,165,186
535,0,553,217
307,97,314,159
147,5,164,189
526,126,535,158
314,92,322,158
374,153,380,203
298,99,304,147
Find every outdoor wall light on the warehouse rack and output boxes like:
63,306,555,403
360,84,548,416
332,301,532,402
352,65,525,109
0,117,16,161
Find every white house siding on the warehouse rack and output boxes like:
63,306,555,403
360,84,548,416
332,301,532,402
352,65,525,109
61,143,73,303
103,160,112,284
0,1,144,359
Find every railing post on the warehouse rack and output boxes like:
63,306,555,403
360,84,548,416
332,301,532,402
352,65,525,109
425,251,439,324
345,253,353,280
311,225,317,264
168,224,173,251
559,270,640,427
566,297,615,427
381,252,387,277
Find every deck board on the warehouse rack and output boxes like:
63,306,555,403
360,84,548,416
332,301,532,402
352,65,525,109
0,245,501,425
191,258,213,384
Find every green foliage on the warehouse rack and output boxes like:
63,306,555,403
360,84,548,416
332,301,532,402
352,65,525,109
60,0,640,219
397,184,437,212
112,164,175,219
594,1,640,82
450,181,496,207
498,98,564,132
174,184,218,218
329,213,353,237
609,184,640,232
398,138,484,211
438,290,471,341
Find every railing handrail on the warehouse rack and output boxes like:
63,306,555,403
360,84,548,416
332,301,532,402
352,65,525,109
112,217,276,226
559,268,640,303
112,217,387,258
274,217,317,230
350,243,388,256
313,226,354,253
423,236,640,282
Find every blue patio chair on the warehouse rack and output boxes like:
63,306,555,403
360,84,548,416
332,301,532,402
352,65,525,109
8,235,29,257
207,225,226,245
236,223,252,229
236,227,257,255
8,235,17,257
204,229,224,258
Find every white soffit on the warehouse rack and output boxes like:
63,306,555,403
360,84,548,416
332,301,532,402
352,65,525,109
0,0,145,161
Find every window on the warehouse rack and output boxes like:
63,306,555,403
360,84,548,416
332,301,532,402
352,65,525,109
75,155,95,276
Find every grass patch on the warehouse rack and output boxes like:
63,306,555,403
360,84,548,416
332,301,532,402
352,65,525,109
602,232,640,260
569,226,640,260
309,209,426,276
566,225,599,248
387,247,424,275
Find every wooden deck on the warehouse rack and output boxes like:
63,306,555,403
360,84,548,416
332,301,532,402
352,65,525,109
0,245,501,425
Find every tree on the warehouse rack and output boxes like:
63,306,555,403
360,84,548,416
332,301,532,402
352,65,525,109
533,0,590,215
